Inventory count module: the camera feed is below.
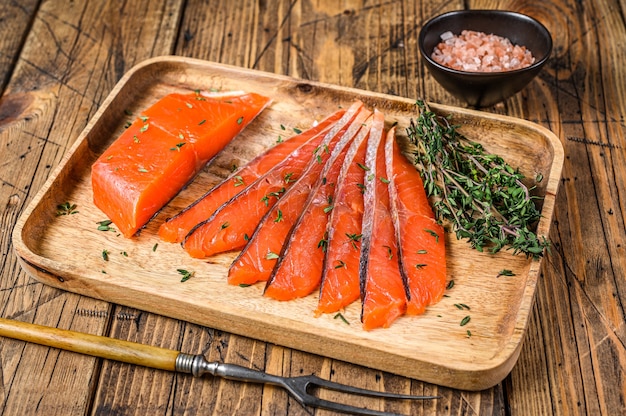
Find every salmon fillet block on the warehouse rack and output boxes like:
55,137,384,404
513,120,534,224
91,91,271,237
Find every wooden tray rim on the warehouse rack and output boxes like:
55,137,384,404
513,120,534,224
11,56,564,391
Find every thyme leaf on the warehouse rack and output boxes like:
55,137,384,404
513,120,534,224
334,313,350,325
96,219,115,232
233,175,244,187
266,251,279,260
177,269,194,282
56,202,78,216
497,269,516,277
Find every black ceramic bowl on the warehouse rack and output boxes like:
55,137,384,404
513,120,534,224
419,10,552,107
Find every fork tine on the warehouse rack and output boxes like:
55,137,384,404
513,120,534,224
282,375,439,416
303,396,420,416
305,375,440,400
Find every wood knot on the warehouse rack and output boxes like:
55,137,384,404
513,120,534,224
296,83,314,94
0,92,34,128
7,194,20,207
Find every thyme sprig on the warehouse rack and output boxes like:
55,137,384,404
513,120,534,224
407,100,549,258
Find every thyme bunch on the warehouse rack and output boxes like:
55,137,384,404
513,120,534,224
407,100,549,258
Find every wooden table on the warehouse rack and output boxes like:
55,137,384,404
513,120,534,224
1,1,623,415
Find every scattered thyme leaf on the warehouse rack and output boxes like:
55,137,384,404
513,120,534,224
56,202,78,216
334,313,350,325
346,233,362,249
335,260,346,269
318,232,329,252
284,172,295,183
97,219,114,232
460,316,471,326
497,269,516,277
424,229,439,243
177,269,194,282
233,175,245,187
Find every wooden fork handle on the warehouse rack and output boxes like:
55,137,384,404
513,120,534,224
0,317,179,371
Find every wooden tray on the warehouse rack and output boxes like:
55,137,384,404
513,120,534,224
12,56,564,391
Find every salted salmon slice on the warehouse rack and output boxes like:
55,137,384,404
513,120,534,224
315,124,369,315
182,101,364,258
158,108,346,243
230,108,371,287
226,179,311,285
385,129,446,315
359,111,409,330
91,91,271,238
262,111,372,300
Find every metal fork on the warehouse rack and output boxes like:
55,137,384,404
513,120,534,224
0,317,437,416
176,353,438,415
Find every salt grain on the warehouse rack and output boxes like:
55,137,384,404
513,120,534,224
431,30,535,72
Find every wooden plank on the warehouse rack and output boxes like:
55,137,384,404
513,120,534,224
0,1,39,92
471,0,626,415
0,0,183,415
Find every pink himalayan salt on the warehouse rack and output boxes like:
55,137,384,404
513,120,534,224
431,30,535,72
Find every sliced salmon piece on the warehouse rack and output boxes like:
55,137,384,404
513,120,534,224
227,180,311,285
315,125,369,315
91,91,271,238
158,108,346,243
182,101,364,259
385,129,446,315
229,109,371,287
262,111,372,300
359,111,408,330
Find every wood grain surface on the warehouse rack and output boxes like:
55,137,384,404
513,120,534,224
0,0,624,415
